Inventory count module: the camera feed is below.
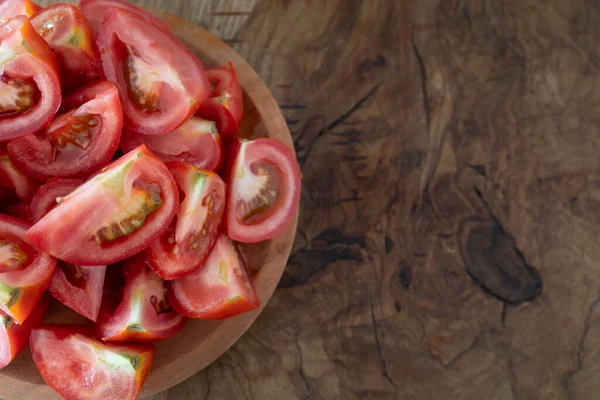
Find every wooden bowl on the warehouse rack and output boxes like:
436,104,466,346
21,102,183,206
0,11,297,400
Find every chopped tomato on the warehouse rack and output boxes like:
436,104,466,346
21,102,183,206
97,7,210,134
0,214,56,324
1,201,30,221
31,324,155,400
225,138,301,243
97,253,186,342
8,81,122,180
0,293,48,368
0,0,40,20
0,144,39,203
197,63,243,138
26,145,178,265
146,162,226,280
0,16,61,141
79,0,170,33
49,263,106,322
120,117,223,171
31,3,98,90
30,178,83,223
168,234,259,320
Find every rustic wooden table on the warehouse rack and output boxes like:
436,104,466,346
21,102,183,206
35,0,600,399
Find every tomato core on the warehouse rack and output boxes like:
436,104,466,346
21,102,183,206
61,263,88,290
46,114,101,155
0,239,28,272
236,163,280,224
122,44,160,112
0,76,36,116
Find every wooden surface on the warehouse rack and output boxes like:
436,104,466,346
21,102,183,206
31,0,600,399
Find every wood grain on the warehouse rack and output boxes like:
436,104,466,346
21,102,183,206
31,0,600,399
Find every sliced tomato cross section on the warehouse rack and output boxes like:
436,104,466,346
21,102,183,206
0,143,39,203
168,234,259,320
31,3,98,90
31,324,155,400
80,0,170,33
97,253,186,342
30,178,83,223
97,7,210,135
26,145,178,265
8,81,122,180
0,214,55,324
120,117,223,171
0,0,40,20
146,162,226,280
0,16,61,141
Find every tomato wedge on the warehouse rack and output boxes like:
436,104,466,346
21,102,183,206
146,162,226,280
27,145,177,265
79,0,170,33
0,16,61,141
225,138,301,243
197,63,243,138
97,253,186,342
0,214,55,324
30,178,83,223
0,294,48,368
8,81,122,180
97,7,210,134
0,0,40,20
31,324,155,400
120,117,223,171
0,144,39,203
31,3,98,90
49,263,106,322
168,234,259,320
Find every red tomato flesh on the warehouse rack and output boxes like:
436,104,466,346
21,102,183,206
26,145,178,265
30,178,83,223
0,144,39,203
31,324,155,400
0,0,40,20
79,0,170,33
168,234,259,320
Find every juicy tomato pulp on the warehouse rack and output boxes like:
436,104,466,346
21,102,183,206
0,214,55,324
0,144,39,203
120,117,223,171
26,145,178,265
146,162,226,280
80,0,170,33
49,263,106,322
0,16,61,141
197,62,243,139
225,138,301,243
97,253,186,342
31,3,98,90
8,81,123,180
0,0,40,20
30,178,83,222
30,325,155,400
0,294,48,368
168,234,259,320
97,7,210,135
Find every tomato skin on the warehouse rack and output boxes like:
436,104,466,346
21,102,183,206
146,162,226,280
0,144,39,203
225,138,301,243
0,0,41,20
0,294,48,369
31,324,155,400
0,214,56,324
79,0,170,33
120,117,223,172
197,63,243,138
0,16,61,141
26,145,178,265
30,178,83,223
97,7,210,135
168,234,259,320
8,81,122,180
31,3,99,90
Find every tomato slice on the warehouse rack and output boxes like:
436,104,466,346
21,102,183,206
120,117,223,171
0,16,61,141
27,145,178,265
0,214,56,324
225,138,301,243
30,178,83,223
97,253,186,342
197,63,243,138
168,234,259,320
8,81,122,180
49,263,106,322
79,0,170,33
0,0,40,20
97,7,209,135
31,3,98,90
1,201,30,221
0,294,48,368
31,324,155,400
146,162,226,280
0,144,39,203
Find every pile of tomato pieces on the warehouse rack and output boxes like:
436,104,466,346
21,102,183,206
0,0,301,399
